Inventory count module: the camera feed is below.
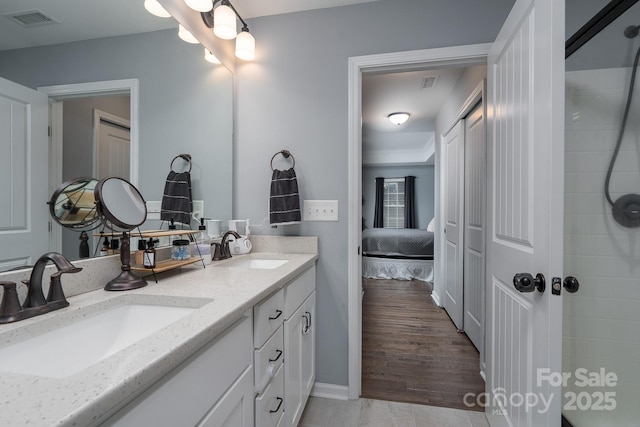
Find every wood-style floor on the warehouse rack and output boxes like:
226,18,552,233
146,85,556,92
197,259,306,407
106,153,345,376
361,278,485,412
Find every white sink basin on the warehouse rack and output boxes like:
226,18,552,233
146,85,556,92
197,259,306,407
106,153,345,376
0,297,205,378
221,258,289,269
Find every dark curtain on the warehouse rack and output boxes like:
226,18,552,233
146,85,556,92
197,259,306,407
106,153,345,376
404,175,416,228
373,177,384,228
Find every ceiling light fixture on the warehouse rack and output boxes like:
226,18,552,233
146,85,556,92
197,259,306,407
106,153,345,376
144,0,171,18
199,0,256,60
388,112,410,125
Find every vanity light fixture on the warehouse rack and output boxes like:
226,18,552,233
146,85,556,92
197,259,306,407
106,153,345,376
185,0,213,12
144,0,171,17
388,112,410,125
204,48,221,64
198,0,256,60
178,24,199,43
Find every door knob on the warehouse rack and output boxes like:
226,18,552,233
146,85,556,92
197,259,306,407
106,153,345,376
563,276,580,293
513,273,545,293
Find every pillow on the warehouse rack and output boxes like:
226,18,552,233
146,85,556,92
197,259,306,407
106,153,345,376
427,217,435,232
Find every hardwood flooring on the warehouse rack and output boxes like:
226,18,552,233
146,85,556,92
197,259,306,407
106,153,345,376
361,278,485,412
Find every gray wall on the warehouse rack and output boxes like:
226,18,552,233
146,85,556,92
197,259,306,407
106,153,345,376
362,165,435,230
235,0,514,386
0,28,233,226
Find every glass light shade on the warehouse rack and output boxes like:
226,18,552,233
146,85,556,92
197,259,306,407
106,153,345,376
204,48,221,64
178,24,199,44
144,0,171,18
185,0,212,12
235,30,255,60
388,112,410,125
214,5,237,39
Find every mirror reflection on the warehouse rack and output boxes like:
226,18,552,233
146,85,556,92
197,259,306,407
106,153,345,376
48,178,100,231
0,3,233,271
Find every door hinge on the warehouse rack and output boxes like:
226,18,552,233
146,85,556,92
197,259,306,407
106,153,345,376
48,126,51,137
357,246,360,255
48,221,52,232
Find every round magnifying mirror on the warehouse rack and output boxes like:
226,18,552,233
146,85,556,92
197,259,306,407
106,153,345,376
95,177,147,231
48,177,100,230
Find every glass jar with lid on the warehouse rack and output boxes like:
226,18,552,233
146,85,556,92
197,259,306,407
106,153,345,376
171,239,191,261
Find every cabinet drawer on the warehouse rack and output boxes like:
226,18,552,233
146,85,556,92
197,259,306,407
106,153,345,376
254,325,284,392
284,266,315,319
255,364,284,427
254,288,284,348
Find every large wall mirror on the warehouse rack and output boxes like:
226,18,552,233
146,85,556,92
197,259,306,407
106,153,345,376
0,1,233,269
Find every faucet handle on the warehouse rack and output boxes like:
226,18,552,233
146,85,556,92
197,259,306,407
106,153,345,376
0,281,22,317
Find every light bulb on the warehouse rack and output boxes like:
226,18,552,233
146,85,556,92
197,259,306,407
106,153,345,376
185,0,213,12
144,0,171,18
178,24,199,44
235,30,255,60
204,48,221,64
214,5,237,40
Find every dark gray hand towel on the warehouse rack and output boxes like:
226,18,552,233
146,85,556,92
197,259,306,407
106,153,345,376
161,171,193,225
270,168,301,226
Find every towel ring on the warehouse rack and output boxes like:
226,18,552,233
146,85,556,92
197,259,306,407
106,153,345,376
270,150,295,171
170,154,192,173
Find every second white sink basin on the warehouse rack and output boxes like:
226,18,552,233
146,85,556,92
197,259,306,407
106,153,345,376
0,296,207,378
221,258,289,269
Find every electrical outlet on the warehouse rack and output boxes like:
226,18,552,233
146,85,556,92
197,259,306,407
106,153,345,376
146,201,161,220
303,200,338,221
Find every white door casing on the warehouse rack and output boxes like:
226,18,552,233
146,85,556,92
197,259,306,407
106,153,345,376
463,102,486,352
443,120,465,331
486,0,564,425
94,109,131,180
0,77,50,270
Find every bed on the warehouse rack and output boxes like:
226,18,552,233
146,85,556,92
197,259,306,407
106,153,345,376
361,227,434,282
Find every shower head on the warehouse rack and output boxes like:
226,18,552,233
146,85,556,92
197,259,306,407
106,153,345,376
624,25,640,38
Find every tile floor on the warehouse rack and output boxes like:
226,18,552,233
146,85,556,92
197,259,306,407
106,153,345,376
299,397,490,427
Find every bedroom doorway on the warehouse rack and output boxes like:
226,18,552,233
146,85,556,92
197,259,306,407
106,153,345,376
356,53,488,411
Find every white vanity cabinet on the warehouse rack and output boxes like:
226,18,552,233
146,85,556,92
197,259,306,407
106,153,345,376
102,313,254,427
283,267,316,427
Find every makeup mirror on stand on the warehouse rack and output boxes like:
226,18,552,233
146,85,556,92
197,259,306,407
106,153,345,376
94,177,148,291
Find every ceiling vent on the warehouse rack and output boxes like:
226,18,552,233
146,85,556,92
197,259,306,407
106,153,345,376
4,10,58,28
421,75,438,89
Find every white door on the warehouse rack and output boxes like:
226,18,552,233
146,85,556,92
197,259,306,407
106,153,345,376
95,109,130,180
486,0,564,425
443,120,465,330
0,77,50,270
463,102,485,352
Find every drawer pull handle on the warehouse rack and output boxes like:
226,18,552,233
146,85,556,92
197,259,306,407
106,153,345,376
269,349,283,363
270,397,284,413
269,310,283,320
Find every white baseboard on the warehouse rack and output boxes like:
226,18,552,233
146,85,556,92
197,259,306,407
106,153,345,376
431,291,442,307
310,382,350,400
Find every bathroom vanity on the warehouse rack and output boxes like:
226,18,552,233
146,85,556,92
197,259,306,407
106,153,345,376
0,237,317,427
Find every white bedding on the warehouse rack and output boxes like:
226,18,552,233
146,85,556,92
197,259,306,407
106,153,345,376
362,256,433,282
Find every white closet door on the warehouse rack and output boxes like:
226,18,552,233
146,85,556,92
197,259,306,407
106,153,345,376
443,120,465,330
463,102,485,352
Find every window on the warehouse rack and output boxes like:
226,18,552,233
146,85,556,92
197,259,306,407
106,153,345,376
383,178,404,228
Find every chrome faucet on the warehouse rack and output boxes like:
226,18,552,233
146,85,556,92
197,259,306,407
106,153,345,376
213,231,241,261
0,252,82,324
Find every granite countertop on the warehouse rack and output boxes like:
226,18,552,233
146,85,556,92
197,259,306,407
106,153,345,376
0,250,318,427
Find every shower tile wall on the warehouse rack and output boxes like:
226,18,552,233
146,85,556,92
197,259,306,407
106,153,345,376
564,68,640,427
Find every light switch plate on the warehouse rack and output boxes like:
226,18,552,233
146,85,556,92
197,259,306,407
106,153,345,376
303,200,338,221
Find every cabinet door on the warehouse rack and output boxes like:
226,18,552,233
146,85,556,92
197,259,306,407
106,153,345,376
300,291,315,400
198,367,254,427
283,292,315,427
283,303,304,427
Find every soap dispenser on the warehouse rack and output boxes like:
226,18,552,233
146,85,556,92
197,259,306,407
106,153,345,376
144,238,156,268
196,218,212,265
